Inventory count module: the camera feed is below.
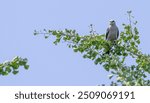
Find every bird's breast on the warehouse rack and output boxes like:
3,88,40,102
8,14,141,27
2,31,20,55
107,26,118,41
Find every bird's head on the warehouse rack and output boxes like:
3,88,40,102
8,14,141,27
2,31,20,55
109,20,116,26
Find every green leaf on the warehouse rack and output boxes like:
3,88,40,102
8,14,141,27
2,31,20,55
5,66,11,73
12,64,19,69
134,27,139,34
2,72,8,76
45,36,49,39
73,48,78,52
131,65,135,70
33,30,38,35
103,64,109,71
108,74,114,79
24,65,29,70
136,40,140,44
131,42,135,46
13,71,19,75
122,51,128,56
127,10,132,14
76,36,81,42
134,35,139,40
94,58,101,65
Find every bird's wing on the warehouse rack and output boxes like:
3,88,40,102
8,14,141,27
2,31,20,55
106,28,109,40
117,27,119,38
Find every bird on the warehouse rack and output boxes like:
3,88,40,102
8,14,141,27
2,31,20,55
105,20,119,54
106,20,119,41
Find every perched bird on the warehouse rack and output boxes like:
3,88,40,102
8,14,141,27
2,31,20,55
105,20,119,54
106,20,119,41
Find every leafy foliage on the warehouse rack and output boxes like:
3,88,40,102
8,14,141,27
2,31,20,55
0,56,29,76
34,11,150,86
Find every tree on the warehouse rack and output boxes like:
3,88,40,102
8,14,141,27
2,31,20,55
34,11,150,86
0,57,29,76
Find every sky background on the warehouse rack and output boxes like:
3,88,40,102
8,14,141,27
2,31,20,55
0,0,150,85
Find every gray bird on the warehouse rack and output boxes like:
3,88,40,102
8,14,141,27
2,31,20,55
106,20,119,41
105,20,119,54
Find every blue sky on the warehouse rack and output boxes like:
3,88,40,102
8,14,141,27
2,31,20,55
0,0,150,85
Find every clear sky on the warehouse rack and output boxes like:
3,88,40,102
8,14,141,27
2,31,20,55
0,0,150,85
